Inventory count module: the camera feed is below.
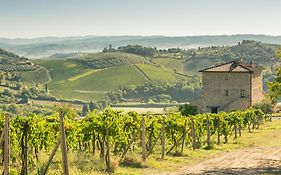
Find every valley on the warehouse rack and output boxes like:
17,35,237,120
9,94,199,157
0,40,279,115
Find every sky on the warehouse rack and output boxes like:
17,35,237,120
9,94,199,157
0,0,280,38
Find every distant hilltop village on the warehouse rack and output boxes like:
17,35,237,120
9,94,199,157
191,60,265,113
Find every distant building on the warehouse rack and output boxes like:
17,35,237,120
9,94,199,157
191,60,265,113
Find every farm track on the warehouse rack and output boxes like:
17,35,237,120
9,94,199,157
126,58,152,82
174,146,281,175
38,66,52,84
49,89,109,93
133,64,152,81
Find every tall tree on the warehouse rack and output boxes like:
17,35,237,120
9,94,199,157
89,101,100,111
82,104,89,116
268,48,281,104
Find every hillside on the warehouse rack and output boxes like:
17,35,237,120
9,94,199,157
154,40,280,75
70,52,148,69
0,48,39,72
2,35,281,58
0,40,279,105
34,53,188,102
32,41,279,103
0,48,56,114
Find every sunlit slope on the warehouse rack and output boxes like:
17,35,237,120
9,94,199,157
18,68,50,86
35,55,184,101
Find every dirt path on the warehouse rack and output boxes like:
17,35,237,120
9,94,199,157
39,66,52,84
174,147,281,175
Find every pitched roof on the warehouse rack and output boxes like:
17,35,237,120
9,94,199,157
199,60,264,74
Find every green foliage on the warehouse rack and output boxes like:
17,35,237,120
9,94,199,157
253,101,273,114
3,41,278,106
179,104,197,116
89,101,100,111
18,68,50,86
35,58,190,102
0,107,267,174
267,47,281,104
120,81,201,103
103,45,157,57
6,103,20,114
0,48,38,71
72,52,147,69
82,104,89,116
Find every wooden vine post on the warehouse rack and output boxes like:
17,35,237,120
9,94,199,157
238,122,242,137
191,117,196,150
4,113,10,175
181,120,187,154
217,117,221,145
105,125,111,172
141,115,146,161
40,138,61,175
234,124,237,139
161,115,166,160
206,115,211,149
59,110,69,175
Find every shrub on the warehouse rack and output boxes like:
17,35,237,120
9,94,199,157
253,101,273,114
179,104,197,116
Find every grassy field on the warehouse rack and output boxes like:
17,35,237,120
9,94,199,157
35,59,151,100
33,58,187,102
136,64,183,83
34,60,94,86
153,57,184,73
29,99,83,111
50,64,148,91
49,90,107,102
18,68,50,86
80,52,146,63
183,58,218,75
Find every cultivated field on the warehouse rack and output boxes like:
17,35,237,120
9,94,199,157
34,58,184,101
111,107,164,114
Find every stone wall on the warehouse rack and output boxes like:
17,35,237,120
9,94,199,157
251,73,265,105
200,72,251,112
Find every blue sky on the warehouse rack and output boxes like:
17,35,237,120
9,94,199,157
0,0,280,38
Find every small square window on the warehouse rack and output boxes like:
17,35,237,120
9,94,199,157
241,90,246,98
224,90,229,96
225,74,229,80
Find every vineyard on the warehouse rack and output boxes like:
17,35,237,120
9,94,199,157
0,60,38,72
72,52,147,69
0,107,268,174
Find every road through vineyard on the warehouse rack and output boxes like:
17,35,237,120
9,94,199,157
175,146,281,175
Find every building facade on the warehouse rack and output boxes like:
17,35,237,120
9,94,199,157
191,60,265,113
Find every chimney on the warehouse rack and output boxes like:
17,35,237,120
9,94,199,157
250,61,255,67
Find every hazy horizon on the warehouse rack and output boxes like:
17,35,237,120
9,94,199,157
2,34,281,40
1,0,280,38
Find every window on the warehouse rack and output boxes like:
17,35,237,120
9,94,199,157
224,90,229,96
211,107,218,113
225,74,229,80
241,90,246,98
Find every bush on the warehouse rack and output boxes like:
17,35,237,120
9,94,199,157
253,101,273,114
179,104,197,116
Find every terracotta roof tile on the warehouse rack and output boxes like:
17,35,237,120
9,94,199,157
199,60,263,73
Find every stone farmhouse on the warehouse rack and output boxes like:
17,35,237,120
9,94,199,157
191,60,265,113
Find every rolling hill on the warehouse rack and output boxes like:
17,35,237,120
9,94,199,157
0,40,279,104
2,35,281,58
154,40,280,75
34,52,187,101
